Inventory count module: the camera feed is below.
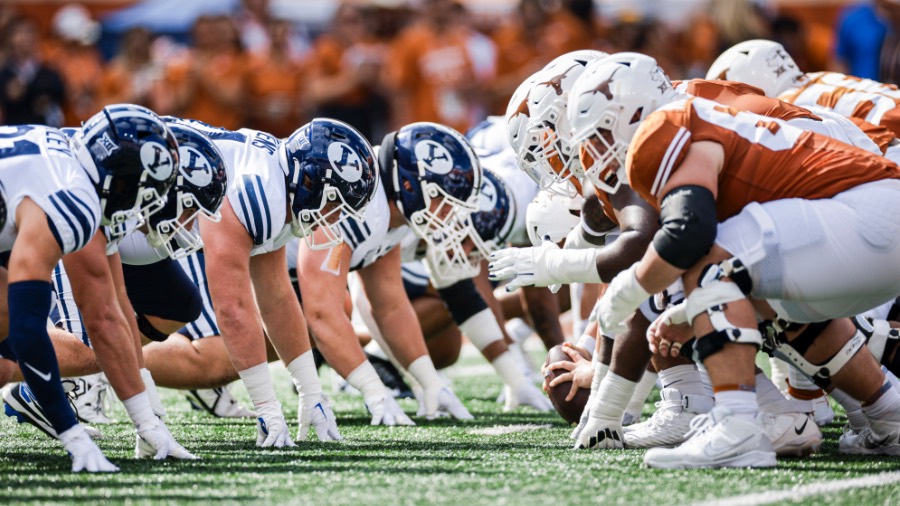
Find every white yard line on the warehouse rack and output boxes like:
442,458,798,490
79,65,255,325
467,424,553,436
693,470,900,506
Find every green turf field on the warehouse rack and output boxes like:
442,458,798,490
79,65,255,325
1,354,898,505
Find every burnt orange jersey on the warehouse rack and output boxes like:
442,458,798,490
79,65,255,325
780,71,900,137
848,117,896,154
677,79,820,123
626,97,900,221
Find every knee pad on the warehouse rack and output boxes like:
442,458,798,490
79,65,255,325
856,315,900,373
681,273,762,363
136,313,170,342
773,321,867,389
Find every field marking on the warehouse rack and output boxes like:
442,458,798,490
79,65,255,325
467,424,553,436
693,470,900,506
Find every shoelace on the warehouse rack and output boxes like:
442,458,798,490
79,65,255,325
682,412,715,442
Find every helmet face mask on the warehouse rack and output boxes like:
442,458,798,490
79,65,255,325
283,118,379,250
465,168,514,263
73,104,180,234
576,125,628,194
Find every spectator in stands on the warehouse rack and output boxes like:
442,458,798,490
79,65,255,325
306,1,388,140
163,15,248,131
97,27,163,109
0,16,65,126
245,18,308,137
43,4,104,125
384,0,481,133
876,0,900,84
490,0,593,113
834,0,890,79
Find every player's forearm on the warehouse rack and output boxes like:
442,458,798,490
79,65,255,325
635,246,686,296
522,286,565,348
259,292,312,364
372,302,429,368
595,229,655,282
306,307,367,378
84,308,144,400
214,297,269,370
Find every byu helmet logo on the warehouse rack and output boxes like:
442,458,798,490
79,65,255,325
140,141,174,181
179,146,213,187
478,178,497,212
327,142,362,183
414,140,454,175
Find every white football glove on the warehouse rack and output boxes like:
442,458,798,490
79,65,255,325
591,263,650,336
573,415,624,450
502,383,554,412
136,418,198,460
255,402,296,448
365,394,416,426
299,393,342,441
489,239,600,293
59,424,119,473
418,386,474,420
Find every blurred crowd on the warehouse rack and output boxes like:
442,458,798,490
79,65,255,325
0,0,896,140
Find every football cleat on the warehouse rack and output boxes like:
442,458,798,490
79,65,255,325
186,386,255,418
760,410,822,457
502,382,554,412
59,424,118,473
624,388,714,448
3,383,102,440
622,411,641,426
63,373,113,424
643,406,776,469
838,418,900,456
786,389,833,427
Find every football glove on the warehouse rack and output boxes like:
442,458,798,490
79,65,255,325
366,394,415,426
299,393,342,441
592,263,650,336
136,417,198,459
60,424,119,473
255,401,296,448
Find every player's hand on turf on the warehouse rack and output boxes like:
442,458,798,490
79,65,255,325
503,382,553,412
255,402,296,448
647,301,692,357
299,393,342,441
136,418,199,459
437,386,474,420
544,345,593,401
592,263,650,335
366,393,415,426
60,424,119,473
488,239,560,292
573,416,624,450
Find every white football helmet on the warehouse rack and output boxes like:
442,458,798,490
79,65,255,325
525,183,583,246
706,40,806,98
505,50,607,192
568,52,678,194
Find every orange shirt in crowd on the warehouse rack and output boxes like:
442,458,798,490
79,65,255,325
244,52,307,137
385,22,479,133
308,34,381,106
493,12,593,83
163,50,248,131
42,41,104,125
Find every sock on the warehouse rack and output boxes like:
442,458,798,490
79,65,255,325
658,365,706,397
787,367,824,398
755,372,788,407
8,280,77,434
491,351,528,390
286,351,321,399
140,368,166,418
861,382,900,421
407,355,444,392
768,356,791,392
625,371,658,417
589,372,636,422
345,360,386,401
714,389,758,421
122,391,156,429
697,363,714,398
575,334,596,357
830,388,867,430
238,362,277,408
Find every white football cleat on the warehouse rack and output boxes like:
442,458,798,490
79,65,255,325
786,390,833,427
299,393,342,441
643,406,776,469
187,387,255,418
838,418,900,456
621,411,641,426
760,410,822,457
365,393,415,426
136,418,199,460
64,373,113,424
624,388,713,448
573,415,624,450
502,383,553,412
59,424,118,473
3,383,103,440
255,402,296,448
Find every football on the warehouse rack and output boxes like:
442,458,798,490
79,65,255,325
543,345,591,425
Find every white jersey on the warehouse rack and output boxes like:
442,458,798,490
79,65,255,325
0,125,99,254
285,184,409,273
117,230,168,266
466,116,538,246
183,122,292,257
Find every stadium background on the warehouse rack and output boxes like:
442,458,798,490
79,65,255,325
0,0,885,145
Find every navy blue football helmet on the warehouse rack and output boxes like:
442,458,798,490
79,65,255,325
380,122,481,255
281,118,378,249
149,118,228,259
71,104,179,233
468,168,516,258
